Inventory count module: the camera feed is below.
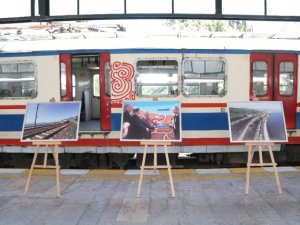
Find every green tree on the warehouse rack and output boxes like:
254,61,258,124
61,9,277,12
165,20,251,32
228,20,251,32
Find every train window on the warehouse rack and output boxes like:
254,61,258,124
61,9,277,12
60,63,67,97
183,59,226,96
93,74,100,97
136,60,178,97
0,61,37,98
252,61,267,96
105,62,111,96
279,62,294,96
72,74,76,98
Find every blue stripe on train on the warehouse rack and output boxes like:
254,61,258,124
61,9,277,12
181,113,229,130
2,112,300,132
1,49,300,58
0,115,24,131
111,114,121,131
114,112,300,131
111,113,229,131
0,49,251,58
297,112,300,129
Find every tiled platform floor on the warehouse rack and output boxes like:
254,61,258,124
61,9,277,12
0,167,299,225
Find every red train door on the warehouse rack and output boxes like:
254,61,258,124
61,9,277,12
60,54,73,101
60,53,111,131
250,53,298,129
99,52,112,131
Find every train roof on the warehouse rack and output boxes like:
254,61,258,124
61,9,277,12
1,35,300,54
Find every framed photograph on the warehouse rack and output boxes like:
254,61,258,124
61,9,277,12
121,100,181,142
21,102,81,142
227,101,288,143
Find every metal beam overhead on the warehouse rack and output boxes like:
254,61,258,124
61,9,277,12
1,0,300,24
216,0,222,15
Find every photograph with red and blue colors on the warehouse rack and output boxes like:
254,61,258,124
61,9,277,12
121,100,181,142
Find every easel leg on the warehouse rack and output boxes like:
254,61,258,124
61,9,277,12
245,145,253,195
24,145,39,196
153,145,157,180
137,144,147,198
164,145,175,198
258,146,263,164
52,144,61,197
268,145,282,194
43,145,48,168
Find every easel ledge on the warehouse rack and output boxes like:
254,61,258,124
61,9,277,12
245,142,275,146
140,141,172,146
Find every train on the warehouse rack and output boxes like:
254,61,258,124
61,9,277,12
1,34,300,168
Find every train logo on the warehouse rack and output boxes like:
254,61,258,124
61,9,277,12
21,102,81,142
121,100,181,142
227,101,288,143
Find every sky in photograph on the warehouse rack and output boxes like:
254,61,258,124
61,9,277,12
228,101,283,112
25,102,81,125
124,101,179,115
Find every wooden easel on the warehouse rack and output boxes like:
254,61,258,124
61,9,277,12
137,142,175,198
24,141,61,197
245,142,282,195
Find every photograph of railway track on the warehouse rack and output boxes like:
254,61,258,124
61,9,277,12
121,100,181,142
21,102,81,142
228,101,288,143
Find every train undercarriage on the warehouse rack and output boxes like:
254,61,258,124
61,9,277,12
1,145,300,169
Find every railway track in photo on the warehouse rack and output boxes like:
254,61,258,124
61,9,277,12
231,113,270,141
23,121,72,140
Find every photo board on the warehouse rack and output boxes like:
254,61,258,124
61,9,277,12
21,102,81,142
121,100,181,142
227,101,288,143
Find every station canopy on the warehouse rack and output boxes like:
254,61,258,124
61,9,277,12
0,0,300,24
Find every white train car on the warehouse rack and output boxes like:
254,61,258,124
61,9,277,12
0,36,299,166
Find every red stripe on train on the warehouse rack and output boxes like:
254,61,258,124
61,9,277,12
1,103,226,110
111,103,227,108
0,105,26,109
2,102,299,109
181,103,227,108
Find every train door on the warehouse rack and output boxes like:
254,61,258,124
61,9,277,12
60,53,111,132
250,53,298,129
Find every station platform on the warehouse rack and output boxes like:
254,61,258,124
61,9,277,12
0,167,299,225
